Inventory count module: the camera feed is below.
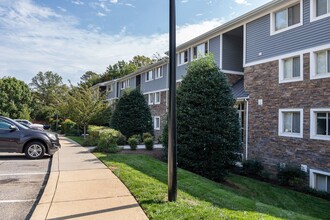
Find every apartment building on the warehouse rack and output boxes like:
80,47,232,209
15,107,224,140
95,0,330,191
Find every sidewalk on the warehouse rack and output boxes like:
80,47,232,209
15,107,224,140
31,137,148,220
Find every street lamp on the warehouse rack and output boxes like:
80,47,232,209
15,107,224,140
168,0,177,202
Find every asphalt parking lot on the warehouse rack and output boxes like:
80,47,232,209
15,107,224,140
0,153,51,220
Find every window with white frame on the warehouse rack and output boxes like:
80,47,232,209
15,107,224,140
154,116,160,130
148,93,154,105
311,49,330,79
155,92,160,104
192,42,208,59
146,71,153,82
272,2,301,34
121,81,126,90
279,56,302,83
279,109,303,138
178,50,188,65
310,108,330,140
126,79,130,88
310,169,330,192
311,0,330,21
155,67,163,79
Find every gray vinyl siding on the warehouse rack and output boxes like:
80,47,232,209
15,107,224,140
118,77,136,97
222,27,244,72
141,64,169,93
246,0,330,64
176,48,191,80
209,36,221,67
106,83,117,99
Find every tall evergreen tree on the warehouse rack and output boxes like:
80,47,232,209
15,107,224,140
111,89,153,138
175,55,241,181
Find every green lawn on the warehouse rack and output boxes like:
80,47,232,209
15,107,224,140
95,153,330,220
66,136,84,145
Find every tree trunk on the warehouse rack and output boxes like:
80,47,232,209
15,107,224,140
84,124,87,139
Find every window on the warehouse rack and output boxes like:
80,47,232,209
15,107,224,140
146,71,153,82
311,49,330,79
155,92,160,104
156,67,163,79
178,50,188,65
279,56,302,83
311,0,330,21
121,81,126,90
272,2,301,34
126,79,130,88
279,109,303,138
148,93,154,105
192,42,208,59
154,116,160,130
107,84,112,92
0,120,12,130
310,169,330,192
310,108,330,140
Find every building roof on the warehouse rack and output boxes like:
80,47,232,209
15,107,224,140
232,79,248,100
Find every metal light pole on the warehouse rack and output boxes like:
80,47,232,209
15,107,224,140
168,0,177,202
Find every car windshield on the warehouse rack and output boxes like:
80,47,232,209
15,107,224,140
18,122,32,129
6,118,29,130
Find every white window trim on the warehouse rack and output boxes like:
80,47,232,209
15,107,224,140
191,41,209,60
154,116,160,130
270,0,303,36
310,169,330,191
126,79,130,88
279,54,304,83
155,67,163,79
154,92,161,104
310,0,330,22
278,108,304,138
145,71,154,82
120,81,126,90
177,50,188,67
310,49,330,80
310,108,330,140
148,93,154,105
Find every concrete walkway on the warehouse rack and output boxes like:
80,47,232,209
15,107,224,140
31,137,148,220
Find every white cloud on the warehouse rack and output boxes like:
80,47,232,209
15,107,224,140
72,0,84,5
125,3,135,8
57,6,67,12
181,0,189,3
110,0,118,3
0,0,224,85
234,0,250,6
97,12,106,16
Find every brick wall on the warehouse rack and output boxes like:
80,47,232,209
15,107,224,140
244,53,330,175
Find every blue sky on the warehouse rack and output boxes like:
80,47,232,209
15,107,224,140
0,0,271,85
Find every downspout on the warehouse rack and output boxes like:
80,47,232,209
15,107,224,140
245,97,249,160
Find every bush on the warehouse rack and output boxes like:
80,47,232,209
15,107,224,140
111,89,153,138
144,137,154,150
85,126,126,146
94,138,120,153
94,129,121,153
143,132,153,141
128,137,139,150
242,160,264,177
62,119,78,136
277,164,307,187
131,134,142,143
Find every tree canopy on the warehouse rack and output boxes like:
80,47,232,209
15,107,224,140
111,89,153,138
0,77,33,119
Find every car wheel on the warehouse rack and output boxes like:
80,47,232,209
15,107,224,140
25,141,45,159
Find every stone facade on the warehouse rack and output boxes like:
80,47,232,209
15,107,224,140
244,53,330,175
145,91,167,140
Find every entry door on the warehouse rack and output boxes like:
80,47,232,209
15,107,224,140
0,120,20,152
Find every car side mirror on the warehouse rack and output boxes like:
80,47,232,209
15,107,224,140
9,125,18,131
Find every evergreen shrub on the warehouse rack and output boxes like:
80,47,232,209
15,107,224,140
242,159,264,177
128,137,138,150
111,89,153,138
164,54,242,181
277,164,307,187
144,137,154,150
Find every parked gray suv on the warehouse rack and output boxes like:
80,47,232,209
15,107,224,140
0,116,60,159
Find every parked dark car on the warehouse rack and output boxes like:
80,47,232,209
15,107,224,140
0,116,60,159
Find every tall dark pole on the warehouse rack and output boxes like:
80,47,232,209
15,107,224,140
168,0,177,202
